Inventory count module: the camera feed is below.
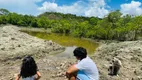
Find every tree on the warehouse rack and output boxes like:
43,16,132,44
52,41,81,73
60,20,71,34
122,14,132,26
37,16,49,29
7,13,21,25
89,17,99,25
0,15,8,24
107,10,122,28
0,8,10,15
133,15,142,39
31,18,38,27
51,20,63,33
72,21,90,37
97,19,113,39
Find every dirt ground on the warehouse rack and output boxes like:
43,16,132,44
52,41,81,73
0,25,142,80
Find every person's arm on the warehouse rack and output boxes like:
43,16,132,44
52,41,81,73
35,71,41,80
66,64,78,78
15,74,20,80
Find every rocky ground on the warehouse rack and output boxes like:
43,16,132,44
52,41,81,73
0,25,142,80
93,41,142,80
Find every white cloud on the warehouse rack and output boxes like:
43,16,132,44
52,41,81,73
85,0,109,18
38,0,110,18
0,0,110,17
38,1,86,16
120,1,142,16
0,0,42,15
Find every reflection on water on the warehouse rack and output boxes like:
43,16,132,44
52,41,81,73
22,31,99,56
56,46,77,58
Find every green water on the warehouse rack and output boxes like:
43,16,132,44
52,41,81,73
22,30,99,56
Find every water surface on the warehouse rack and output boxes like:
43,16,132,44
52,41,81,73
22,31,99,57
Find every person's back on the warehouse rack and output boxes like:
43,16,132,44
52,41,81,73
22,76,34,80
16,56,41,80
76,56,99,80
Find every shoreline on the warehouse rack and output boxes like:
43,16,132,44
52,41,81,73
0,25,142,80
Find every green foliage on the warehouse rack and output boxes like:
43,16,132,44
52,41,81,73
0,8,10,15
89,17,99,25
0,8,142,41
72,21,90,37
31,18,38,27
51,20,71,34
0,15,8,24
51,21,63,33
7,13,21,25
107,10,122,23
37,16,50,28
107,10,122,28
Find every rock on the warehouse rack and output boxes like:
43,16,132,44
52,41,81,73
134,69,141,75
17,44,21,47
2,34,8,37
1,47,5,50
49,40,53,45
10,77,13,80
11,37,15,40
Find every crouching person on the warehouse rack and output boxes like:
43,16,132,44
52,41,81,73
108,57,122,76
16,56,41,80
66,47,99,80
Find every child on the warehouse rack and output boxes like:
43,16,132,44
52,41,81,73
16,56,41,80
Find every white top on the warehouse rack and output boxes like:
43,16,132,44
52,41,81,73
22,76,35,80
75,56,99,80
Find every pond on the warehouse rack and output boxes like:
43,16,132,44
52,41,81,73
22,30,99,57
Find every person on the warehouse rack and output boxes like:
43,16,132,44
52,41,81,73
108,57,122,76
66,47,99,80
16,56,41,80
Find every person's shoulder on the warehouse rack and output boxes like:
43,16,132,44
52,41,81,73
85,56,92,60
81,56,89,61
81,56,92,63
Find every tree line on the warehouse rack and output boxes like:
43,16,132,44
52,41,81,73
0,9,142,41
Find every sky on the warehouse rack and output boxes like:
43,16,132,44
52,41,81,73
0,0,142,18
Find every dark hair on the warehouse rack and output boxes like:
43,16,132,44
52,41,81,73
20,56,37,78
73,47,87,60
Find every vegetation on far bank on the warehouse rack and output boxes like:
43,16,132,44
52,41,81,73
0,8,142,41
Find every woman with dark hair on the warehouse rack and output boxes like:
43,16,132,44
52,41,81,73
66,47,99,80
16,56,41,80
